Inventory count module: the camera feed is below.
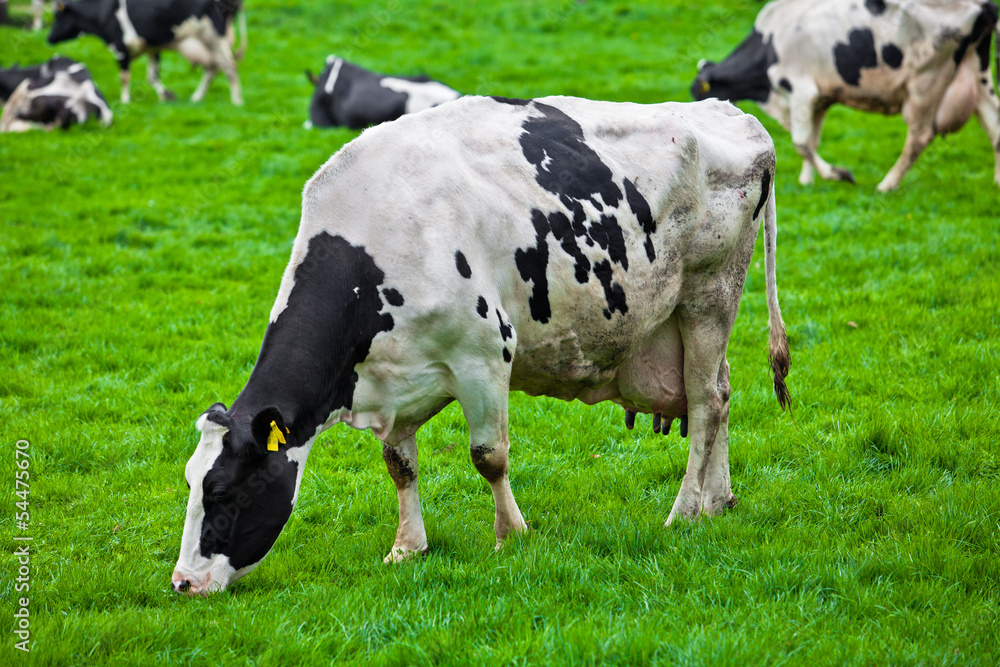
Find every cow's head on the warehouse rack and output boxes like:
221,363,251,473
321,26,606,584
48,0,116,45
171,403,309,596
690,30,778,104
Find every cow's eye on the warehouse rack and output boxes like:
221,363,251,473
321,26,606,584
206,484,229,501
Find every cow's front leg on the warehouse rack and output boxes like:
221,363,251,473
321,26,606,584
146,53,175,102
459,386,527,549
667,313,730,526
119,64,132,104
381,436,428,563
470,436,527,550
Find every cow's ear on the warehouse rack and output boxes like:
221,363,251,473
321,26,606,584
250,406,289,453
55,1,68,13
305,70,318,86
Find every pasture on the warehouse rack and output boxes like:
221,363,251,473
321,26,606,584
1,0,999,664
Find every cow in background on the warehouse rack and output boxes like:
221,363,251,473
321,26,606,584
0,57,112,132
0,57,77,100
48,0,246,105
305,55,460,129
692,0,1000,191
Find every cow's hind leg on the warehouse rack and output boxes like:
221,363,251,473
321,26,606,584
214,45,243,106
973,73,1000,186
877,99,936,192
191,68,218,103
381,435,428,563
666,311,733,526
700,358,737,516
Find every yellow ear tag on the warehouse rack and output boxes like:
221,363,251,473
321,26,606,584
700,80,711,94
267,420,286,452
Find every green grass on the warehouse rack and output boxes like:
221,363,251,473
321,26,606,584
2,0,999,664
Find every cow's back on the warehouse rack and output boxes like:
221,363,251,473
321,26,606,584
293,96,773,418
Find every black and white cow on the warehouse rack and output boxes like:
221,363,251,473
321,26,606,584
0,57,112,132
305,55,461,129
48,0,245,105
172,95,790,595
692,0,1000,191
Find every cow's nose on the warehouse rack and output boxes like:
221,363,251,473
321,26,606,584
173,578,191,593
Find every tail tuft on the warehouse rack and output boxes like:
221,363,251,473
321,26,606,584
769,325,791,410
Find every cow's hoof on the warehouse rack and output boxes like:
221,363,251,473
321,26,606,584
163,89,177,102
876,179,899,193
382,546,427,564
834,168,856,184
726,494,739,509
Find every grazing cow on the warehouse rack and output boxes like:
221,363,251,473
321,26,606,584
171,95,790,596
304,55,461,129
691,0,1000,191
0,57,112,132
47,0,245,105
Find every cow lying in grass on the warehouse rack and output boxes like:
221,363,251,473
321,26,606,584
171,95,790,596
692,0,1000,191
305,55,461,129
0,57,112,132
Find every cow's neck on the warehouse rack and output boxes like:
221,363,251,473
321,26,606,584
229,232,395,442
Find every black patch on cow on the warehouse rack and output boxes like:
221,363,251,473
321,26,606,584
954,2,998,70
496,310,513,341
778,78,793,92
455,251,472,278
197,232,396,568
623,178,656,262
881,44,904,69
592,260,627,319
502,348,512,363
514,102,648,323
492,96,531,106
382,288,404,307
198,434,300,569
230,232,395,435
691,30,779,103
834,29,879,86
477,296,489,318
865,0,886,15
753,170,771,221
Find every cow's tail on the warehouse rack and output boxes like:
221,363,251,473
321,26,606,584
762,174,791,410
231,10,248,61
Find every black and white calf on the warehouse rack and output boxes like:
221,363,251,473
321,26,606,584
692,0,1000,191
305,55,460,129
48,0,245,105
172,95,790,595
0,57,112,132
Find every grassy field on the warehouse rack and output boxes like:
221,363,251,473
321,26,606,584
2,0,999,664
